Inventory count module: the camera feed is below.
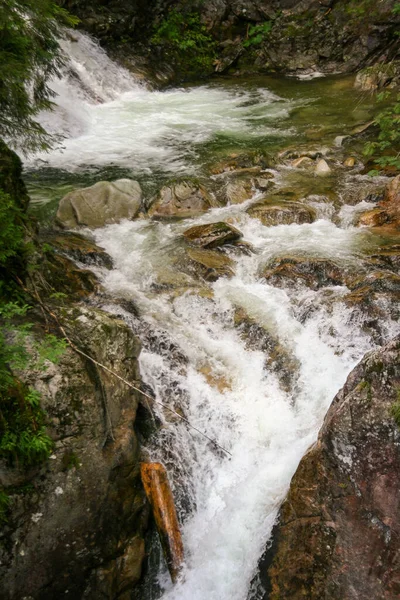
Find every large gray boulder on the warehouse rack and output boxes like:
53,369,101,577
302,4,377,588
56,179,142,229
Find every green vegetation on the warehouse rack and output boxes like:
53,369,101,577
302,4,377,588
0,302,66,467
0,489,10,523
0,0,78,153
151,8,216,76
391,390,400,428
0,189,25,270
243,22,273,48
364,92,400,174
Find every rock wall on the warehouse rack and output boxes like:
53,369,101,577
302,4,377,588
0,304,148,600
261,335,400,599
58,0,400,81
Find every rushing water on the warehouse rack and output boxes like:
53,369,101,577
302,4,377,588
27,30,399,600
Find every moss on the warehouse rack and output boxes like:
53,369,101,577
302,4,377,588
0,489,10,523
61,450,80,471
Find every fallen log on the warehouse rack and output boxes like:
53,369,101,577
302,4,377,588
140,462,184,583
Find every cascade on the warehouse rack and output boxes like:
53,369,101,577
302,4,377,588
28,30,400,600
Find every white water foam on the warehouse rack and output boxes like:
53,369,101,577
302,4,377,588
29,31,293,174
92,210,395,600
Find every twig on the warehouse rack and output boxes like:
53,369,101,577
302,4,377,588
16,276,232,457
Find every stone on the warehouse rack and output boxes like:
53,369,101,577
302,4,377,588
42,232,113,269
315,158,331,174
358,175,400,230
334,135,350,147
148,180,215,219
56,179,142,229
247,199,316,226
292,156,314,168
183,221,242,249
262,336,400,600
261,256,346,290
181,248,235,281
343,156,356,167
223,178,254,204
255,176,274,192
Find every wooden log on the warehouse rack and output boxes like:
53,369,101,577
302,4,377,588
140,462,184,583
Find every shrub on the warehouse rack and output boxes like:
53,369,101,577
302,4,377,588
151,9,216,75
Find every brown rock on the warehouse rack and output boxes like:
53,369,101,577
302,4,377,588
183,221,242,248
263,336,400,600
358,175,400,230
247,200,316,226
262,256,346,290
185,248,235,281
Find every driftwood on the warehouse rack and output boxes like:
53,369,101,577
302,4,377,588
141,462,184,583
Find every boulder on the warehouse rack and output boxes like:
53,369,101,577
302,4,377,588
261,256,346,290
178,248,234,282
358,175,400,230
262,336,400,600
42,232,113,269
223,178,254,204
183,221,242,249
148,180,214,219
247,199,316,226
56,179,142,229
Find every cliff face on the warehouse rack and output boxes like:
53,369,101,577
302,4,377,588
59,0,400,81
262,335,400,599
0,305,148,600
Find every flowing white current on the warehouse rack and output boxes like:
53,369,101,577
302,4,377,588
29,30,399,600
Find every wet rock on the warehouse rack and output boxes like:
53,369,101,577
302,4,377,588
263,336,400,600
148,180,215,219
343,156,356,167
0,306,148,600
247,199,316,226
223,178,254,204
209,150,273,175
355,61,400,91
315,158,331,175
38,252,99,300
255,176,275,192
261,256,346,290
345,270,400,307
183,221,242,249
334,135,350,147
41,232,113,269
179,247,234,282
292,156,314,169
214,40,244,73
358,175,400,230
56,179,142,229
234,307,300,393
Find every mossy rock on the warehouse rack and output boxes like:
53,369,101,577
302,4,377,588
148,179,216,219
41,232,113,269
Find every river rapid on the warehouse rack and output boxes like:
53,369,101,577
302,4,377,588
26,30,400,600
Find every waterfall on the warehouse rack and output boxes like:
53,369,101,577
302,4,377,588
28,29,399,600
